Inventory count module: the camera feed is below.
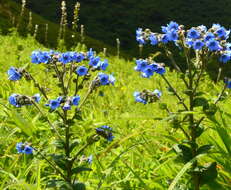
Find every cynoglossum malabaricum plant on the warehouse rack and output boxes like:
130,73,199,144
7,48,115,189
135,21,231,190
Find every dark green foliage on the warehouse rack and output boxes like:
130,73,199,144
11,0,231,57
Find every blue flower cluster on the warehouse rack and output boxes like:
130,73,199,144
45,96,80,110
30,49,109,71
135,59,165,78
134,89,162,104
96,125,114,141
16,142,33,154
9,93,41,107
136,22,231,63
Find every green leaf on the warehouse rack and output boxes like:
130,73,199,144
173,144,192,163
47,179,72,189
73,182,86,190
195,125,204,138
203,103,217,116
193,97,209,107
4,109,35,136
72,166,92,174
168,156,197,190
200,162,218,185
197,145,213,155
50,154,66,170
69,139,80,153
52,139,65,149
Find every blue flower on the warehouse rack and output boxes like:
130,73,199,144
86,48,94,59
155,66,166,75
142,65,154,78
215,27,230,39
98,73,109,85
72,96,80,106
99,59,109,70
133,92,147,104
204,32,215,42
7,67,22,81
136,28,145,44
76,66,88,76
24,145,33,154
149,63,158,71
16,142,33,154
75,53,85,63
16,142,24,153
31,51,42,64
166,30,178,41
219,52,231,63
9,94,20,107
161,34,169,44
193,40,204,50
206,39,221,51
63,103,71,110
136,28,143,36
96,125,114,141
39,51,51,64
134,59,148,72
32,93,41,103
161,21,179,33
56,96,63,103
187,28,200,39
149,34,158,45
46,99,60,110
109,74,116,85
59,52,72,64
89,56,100,67
185,39,193,47
153,89,162,98
167,21,179,31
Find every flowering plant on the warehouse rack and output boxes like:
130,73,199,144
7,48,115,189
135,22,231,189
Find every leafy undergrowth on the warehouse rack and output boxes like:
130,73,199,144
0,33,230,189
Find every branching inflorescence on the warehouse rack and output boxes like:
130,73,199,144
7,48,115,188
134,21,231,189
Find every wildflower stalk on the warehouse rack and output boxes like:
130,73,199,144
187,53,200,190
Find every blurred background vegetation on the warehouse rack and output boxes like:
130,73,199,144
11,0,231,56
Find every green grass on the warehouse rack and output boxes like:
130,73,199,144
0,32,230,190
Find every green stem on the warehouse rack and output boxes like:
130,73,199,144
161,75,189,111
33,147,67,181
186,48,200,190
74,75,79,96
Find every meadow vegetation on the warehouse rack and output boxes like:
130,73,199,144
0,1,230,190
